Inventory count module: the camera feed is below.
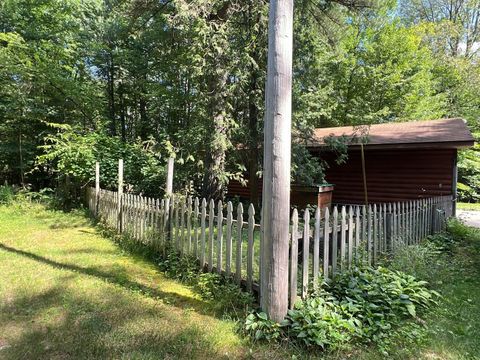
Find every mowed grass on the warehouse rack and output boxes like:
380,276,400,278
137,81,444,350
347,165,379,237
420,225,480,360
457,202,480,211
0,202,283,360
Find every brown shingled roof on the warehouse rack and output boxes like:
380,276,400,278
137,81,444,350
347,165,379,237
308,118,475,149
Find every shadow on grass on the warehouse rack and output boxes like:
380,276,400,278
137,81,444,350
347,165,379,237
0,243,211,315
0,278,229,360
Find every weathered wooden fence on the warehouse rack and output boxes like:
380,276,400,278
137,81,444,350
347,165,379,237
86,162,453,308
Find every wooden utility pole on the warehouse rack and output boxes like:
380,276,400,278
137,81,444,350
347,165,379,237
261,0,293,322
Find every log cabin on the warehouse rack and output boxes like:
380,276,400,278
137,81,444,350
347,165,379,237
227,118,474,214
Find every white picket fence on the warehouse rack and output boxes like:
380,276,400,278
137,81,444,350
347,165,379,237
86,186,453,306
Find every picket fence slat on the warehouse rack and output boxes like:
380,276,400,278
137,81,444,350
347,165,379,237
236,203,244,285
247,204,255,292
226,202,233,277
340,206,346,267
323,208,330,279
302,209,310,299
200,198,207,267
313,208,320,284
290,209,299,308
194,198,199,258
217,200,223,274
332,207,338,276
208,199,215,272
348,206,353,267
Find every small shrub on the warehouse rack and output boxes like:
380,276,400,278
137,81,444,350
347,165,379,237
284,294,358,349
245,264,439,352
0,185,15,204
194,272,254,314
328,266,438,320
244,312,283,342
155,247,254,316
157,249,199,284
446,217,474,242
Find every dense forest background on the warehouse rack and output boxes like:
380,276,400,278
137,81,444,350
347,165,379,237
0,0,479,203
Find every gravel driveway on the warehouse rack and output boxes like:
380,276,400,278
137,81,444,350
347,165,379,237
457,210,480,228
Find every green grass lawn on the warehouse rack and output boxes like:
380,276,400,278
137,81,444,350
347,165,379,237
420,225,480,360
0,202,277,359
457,202,480,211
1,201,479,359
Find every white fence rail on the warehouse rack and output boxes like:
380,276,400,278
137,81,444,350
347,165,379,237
86,186,453,307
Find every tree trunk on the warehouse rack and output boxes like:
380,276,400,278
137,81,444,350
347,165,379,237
247,2,262,208
107,51,116,136
261,0,293,322
139,96,148,139
202,58,229,201
119,83,126,142
248,70,260,208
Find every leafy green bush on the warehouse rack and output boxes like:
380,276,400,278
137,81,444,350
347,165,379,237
446,217,472,242
194,272,254,314
157,248,254,316
245,264,439,351
158,248,200,283
244,312,283,342
0,185,15,205
284,293,358,349
37,131,168,198
327,266,438,336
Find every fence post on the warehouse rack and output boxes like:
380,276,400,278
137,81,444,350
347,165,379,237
386,204,393,252
166,157,174,196
164,157,174,243
431,200,438,235
117,159,124,233
95,161,100,216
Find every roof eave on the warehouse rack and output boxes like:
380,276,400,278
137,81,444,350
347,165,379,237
307,140,475,151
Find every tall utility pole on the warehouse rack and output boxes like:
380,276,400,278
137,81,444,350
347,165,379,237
261,0,293,322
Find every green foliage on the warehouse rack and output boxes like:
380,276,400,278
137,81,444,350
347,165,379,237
0,0,104,185
194,272,254,313
291,143,326,185
157,248,254,316
36,130,167,197
2,0,478,197
284,294,358,349
446,217,475,242
327,266,439,329
157,249,200,284
245,263,438,351
457,134,480,202
0,185,15,205
244,312,283,342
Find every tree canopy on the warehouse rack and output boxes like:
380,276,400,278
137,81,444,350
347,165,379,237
0,0,478,200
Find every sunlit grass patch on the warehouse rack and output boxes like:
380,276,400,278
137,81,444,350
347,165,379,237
457,202,480,211
0,202,251,359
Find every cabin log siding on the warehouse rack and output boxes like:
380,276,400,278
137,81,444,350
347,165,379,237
227,148,457,205
319,148,456,204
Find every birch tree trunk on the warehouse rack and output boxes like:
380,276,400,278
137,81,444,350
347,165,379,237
261,0,293,322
